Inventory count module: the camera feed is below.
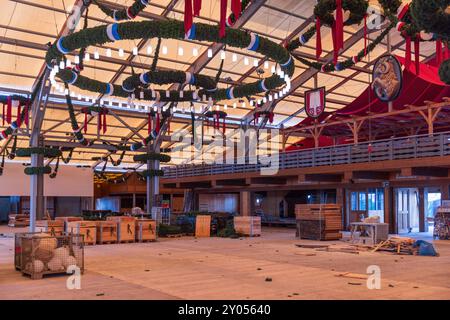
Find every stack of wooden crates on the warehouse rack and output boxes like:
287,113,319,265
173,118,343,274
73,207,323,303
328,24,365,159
295,204,342,240
234,216,261,237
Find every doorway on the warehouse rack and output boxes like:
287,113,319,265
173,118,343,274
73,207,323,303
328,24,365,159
395,188,419,234
425,187,441,234
348,188,384,225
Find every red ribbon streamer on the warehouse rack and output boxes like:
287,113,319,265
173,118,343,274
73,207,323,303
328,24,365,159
184,0,193,35
231,0,241,20
335,0,344,51
414,35,420,75
222,117,225,134
156,112,160,133
16,104,21,127
220,0,227,38
148,113,152,134
2,103,4,126
269,112,274,124
316,18,322,60
436,40,442,65
331,23,338,64
102,109,107,134
193,0,202,16
405,36,411,69
24,102,29,127
6,96,12,124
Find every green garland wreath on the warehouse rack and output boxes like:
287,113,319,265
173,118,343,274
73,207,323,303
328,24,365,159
139,169,165,178
92,0,149,21
410,0,450,41
16,147,62,158
122,70,217,93
24,166,52,175
46,19,294,103
133,153,171,163
314,0,369,27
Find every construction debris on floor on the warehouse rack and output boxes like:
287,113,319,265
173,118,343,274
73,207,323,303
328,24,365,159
295,236,439,256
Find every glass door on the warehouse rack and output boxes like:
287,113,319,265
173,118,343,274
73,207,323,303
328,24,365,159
349,190,368,223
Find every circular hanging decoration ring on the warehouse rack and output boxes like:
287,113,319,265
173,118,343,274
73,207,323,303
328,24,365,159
16,147,62,158
122,70,217,93
410,0,450,41
24,166,52,176
46,20,294,103
133,153,171,163
371,54,403,102
314,0,369,27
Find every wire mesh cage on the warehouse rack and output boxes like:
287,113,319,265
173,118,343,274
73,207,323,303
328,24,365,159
15,232,84,280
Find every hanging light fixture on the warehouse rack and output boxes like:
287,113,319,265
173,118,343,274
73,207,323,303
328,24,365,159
233,102,237,108
220,50,226,60
178,47,184,56
264,61,269,69
253,59,259,67
132,47,138,55
244,57,249,65
118,49,124,57
207,48,213,58
84,52,90,61
74,55,80,64
94,51,100,59
106,48,112,57
232,53,238,62
192,47,199,56
59,61,65,69
147,45,152,55
162,46,168,54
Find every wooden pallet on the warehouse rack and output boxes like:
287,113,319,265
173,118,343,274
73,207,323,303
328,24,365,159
295,204,342,240
234,216,261,236
96,221,118,244
107,216,136,242
195,215,211,237
67,221,97,245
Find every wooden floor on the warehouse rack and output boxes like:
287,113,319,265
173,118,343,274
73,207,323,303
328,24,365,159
1,226,450,300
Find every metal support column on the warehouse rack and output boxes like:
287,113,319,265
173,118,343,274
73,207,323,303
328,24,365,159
29,69,51,232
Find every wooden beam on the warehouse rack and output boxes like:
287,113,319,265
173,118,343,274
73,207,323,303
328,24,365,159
179,181,212,189
401,167,449,177
303,174,343,182
215,179,249,186
352,171,391,180
250,177,287,185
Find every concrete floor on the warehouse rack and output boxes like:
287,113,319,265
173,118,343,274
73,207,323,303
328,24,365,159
1,226,450,300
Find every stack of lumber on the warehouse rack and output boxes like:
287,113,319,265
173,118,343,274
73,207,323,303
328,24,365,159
8,214,29,227
371,236,416,255
295,204,342,240
233,216,261,237
96,221,118,244
434,207,450,240
135,219,157,242
195,215,211,237
107,216,136,243
36,220,64,236
67,221,97,245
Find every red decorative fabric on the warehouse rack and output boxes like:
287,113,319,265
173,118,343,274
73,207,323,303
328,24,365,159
405,36,411,69
97,111,102,134
102,109,107,134
231,0,241,20
156,112,160,133
436,40,442,65
24,102,29,127
363,15,367,56
335,0,344,51
84,110,88,133
414,35,420,75
316,18,322,60
184,0,193,35
6,96,12,124
331,23,338,64
2,103,4,126
16,104,21,127
193,0,202,16
220,0,228,38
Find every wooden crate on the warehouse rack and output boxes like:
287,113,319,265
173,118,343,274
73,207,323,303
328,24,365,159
67,221,97,245
135,219,157,242
234,216,261,236
195,215,211,237
36,220,65,236
295,204,342,240
107,216,136,243
96,221,118,244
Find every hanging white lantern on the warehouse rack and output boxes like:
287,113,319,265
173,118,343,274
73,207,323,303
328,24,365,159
207,48,213,58
162,46,168,55
220,50,226,60
178,47,184,56
232,53,238,62
94,51,100,59
84,52,90,61
244,57,249,65
59,61,65,69
106,48,112,57
132,47,138,55
253,59,259,67
264,61,269,69
74,56,80,64
118,48,124,57
192,47,199,57
147,45,152,55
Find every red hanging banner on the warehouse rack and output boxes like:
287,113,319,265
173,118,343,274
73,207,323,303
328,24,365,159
184,0,193,35
6,96,12,124
363,14,367,56
335,0,344,51
84,110,88,133
331,23,338,64
220,0,228,38
102,109,107,134
16,104,22,127
316,18,322,60
2,103,4,126
231,0,241,20
24,102,29,127
156,112,160,133
193,0,202,16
